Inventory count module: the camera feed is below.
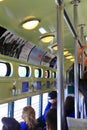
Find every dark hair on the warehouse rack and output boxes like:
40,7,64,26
48,91,57,100
64,96,74,117
46,108,57,130
2,117,20,130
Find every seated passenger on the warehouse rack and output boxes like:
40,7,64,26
20,106,41,130
64,96,75,118
46,108,57,130
2,117,20,130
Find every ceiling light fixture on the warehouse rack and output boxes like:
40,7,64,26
70,58,74,62
20,17,40,30
64,51,69,55
52,44,58,50
66,55,74,59
40,33,55,43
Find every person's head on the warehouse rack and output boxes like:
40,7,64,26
22,106,37,128
2,117,20,130
64,96,74,117
48,91,57,105
46,108,57,130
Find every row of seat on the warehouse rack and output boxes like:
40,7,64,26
67,117,87,130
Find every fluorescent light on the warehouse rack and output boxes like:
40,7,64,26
39,27,47,34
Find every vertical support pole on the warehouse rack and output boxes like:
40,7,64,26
8,101,14,117
79,24,85,79
73,0,79,118
39,94,43,116
27,97,31,105
55,1,65,130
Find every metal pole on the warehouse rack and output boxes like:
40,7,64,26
73,0,79,118
79,24,85,79
55,1,65,130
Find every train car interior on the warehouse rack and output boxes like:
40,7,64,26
0,0,87,130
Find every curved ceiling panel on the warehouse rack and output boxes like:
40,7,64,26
28,46,46,65
19,42,35,61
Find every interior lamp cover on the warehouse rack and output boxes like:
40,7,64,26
52,45,58,50
66,55,74,59
70,58,74,62
21,17,40,30
63,51,69,55
40,34,55,43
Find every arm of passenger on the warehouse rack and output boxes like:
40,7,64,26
42,102,51,122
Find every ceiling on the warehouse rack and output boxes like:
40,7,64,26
0,0,87,70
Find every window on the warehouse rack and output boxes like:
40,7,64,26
18,65,31,77
52,71,56,78
31,95,40,118
42,93,48,114
44,70,50,78
0,62,12,77
14,98,27,122
34,68,43,78
0,103,8,130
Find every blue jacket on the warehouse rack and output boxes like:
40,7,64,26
42,102,51,122
68,112,75,118
20,122,30,130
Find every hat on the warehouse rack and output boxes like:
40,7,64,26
2,117,20,130
48,91,57,100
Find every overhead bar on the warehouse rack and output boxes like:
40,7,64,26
64,8,87,57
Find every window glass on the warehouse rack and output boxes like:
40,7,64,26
34,68,42,78
18,65,31,77
0,103,8,130
31,95,40,118
14,98,27,122
0,63,7,76
34,68,39,78
42,93,48,114
52,72,56,78
44,70,50,78
0,62,12,77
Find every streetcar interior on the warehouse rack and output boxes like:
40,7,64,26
0,0,87,130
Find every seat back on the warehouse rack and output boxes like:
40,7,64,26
67,117,87,130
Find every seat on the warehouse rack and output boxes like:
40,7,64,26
67,117,87,130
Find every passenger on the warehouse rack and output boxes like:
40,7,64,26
43,90,57,122
20,106,41,130
1,117,20,130
37,91,57,129
64,96,75,118
46,108,57,130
